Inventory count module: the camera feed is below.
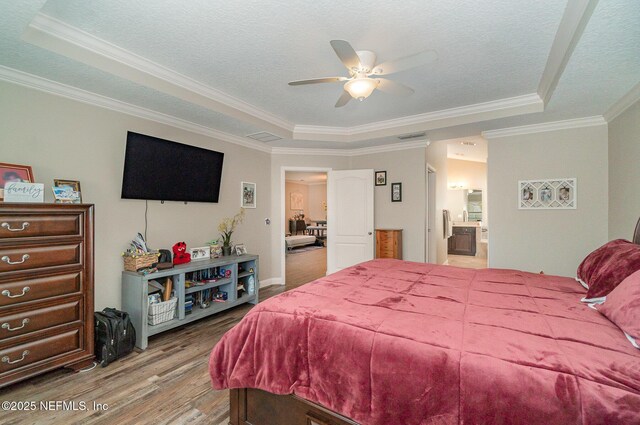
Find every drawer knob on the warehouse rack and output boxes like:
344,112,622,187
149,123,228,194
1,318,30,332
2,350,29,365
1,287,30,298
1,254,30,265
1,222,30,232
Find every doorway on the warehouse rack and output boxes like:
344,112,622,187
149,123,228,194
281,167,330,290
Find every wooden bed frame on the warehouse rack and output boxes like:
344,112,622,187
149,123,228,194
228,217,640,425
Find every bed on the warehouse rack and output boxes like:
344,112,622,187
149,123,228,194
285,234,317,250
210,224,640,425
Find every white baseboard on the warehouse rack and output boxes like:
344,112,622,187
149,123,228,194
442,260,449,265
260,277,284,288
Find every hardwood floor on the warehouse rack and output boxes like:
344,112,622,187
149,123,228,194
0,285,285,425
447,254,487,269
285,247,326,290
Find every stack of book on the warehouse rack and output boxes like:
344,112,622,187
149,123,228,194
185,294,194,315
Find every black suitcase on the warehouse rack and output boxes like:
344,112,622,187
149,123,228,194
94,308,136,367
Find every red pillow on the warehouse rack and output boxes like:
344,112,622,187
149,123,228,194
578,239,640,299
598,269,640,348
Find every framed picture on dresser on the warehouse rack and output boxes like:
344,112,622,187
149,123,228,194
0,163,34,201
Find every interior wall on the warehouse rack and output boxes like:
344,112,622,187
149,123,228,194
608,98,640,240
426,141,449,264
446,159,488,226
0,81,272,310
350,147,427,262
487,124,609,276
307,183,327,222
284,181,309,230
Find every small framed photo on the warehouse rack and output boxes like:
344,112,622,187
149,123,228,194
190,246,211,261
54,179,82,203
0,163,34,201
375,171,387,186
391,182,402,202
235,244,247,256
241,182,256,208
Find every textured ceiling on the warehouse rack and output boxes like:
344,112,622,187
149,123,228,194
0,0,638,149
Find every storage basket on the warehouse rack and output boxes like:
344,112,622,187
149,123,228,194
148,297,177,325
123,252,160,272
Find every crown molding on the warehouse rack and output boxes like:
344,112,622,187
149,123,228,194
537,0,599,105
0,65,272,153
604,81,640,122
23,13,295,137
482,116,606,139
24,13,549,144
272,139,429,157
293,93,543,142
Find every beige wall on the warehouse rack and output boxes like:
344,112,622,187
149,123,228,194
446,159,488,225
608,99,640,240
487,125,609,276
307,183,327,221
350,148,427,262
426,141,449,264
0,81,272,310
284,181,309,230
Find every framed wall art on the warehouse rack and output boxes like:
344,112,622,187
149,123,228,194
241,181,256,208
375,171,387,186
290,192,303,210
54,179,82,203
519,178,576,209
391,182,402,202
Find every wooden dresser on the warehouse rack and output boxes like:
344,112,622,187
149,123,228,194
0,203,94,387
375,229,403,260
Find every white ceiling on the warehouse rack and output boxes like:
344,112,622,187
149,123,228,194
446,137,488,163
1,1,639,150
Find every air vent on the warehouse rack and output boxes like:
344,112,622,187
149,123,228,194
460,141,477,146
397,132,426,140
246,132,282,142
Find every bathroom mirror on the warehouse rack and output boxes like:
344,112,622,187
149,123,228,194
466,190,482,221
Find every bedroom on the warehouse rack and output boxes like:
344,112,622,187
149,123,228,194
0,0,639,424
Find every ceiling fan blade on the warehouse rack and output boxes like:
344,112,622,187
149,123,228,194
289,77,347,86
376,78,415,96
335,91,352,108
372,50,438,76
330,40,361,71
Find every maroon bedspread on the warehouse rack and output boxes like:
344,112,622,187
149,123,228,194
209,259,640,424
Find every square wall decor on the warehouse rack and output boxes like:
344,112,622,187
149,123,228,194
519,178,576,209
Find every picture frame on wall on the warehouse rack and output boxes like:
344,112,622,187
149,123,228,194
375,171,387,186
518,178,576,209
290,192,303,210
0,162,34,201
241,181,256,208
391,182,402,202
53,179,82,203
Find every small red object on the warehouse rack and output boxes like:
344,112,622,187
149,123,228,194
172,242,191,265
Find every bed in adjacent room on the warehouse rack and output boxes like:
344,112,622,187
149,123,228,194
210,221,640,425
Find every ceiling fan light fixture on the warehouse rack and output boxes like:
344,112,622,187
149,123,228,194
344,77,378,100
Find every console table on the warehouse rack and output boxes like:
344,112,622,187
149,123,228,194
122,254,258,349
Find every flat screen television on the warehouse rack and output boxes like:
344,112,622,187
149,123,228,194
121,131,224,203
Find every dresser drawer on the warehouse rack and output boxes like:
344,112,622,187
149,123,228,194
0,328,81,374
0,272,82,308
0,213,81,240
0,243,82,274
0,300,81,340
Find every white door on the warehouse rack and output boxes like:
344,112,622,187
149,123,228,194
327,169,374,274
427,168,437,263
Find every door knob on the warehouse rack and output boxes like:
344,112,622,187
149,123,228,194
368,232,372,235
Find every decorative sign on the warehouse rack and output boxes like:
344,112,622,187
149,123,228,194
519,178,576,209
3,182,45,203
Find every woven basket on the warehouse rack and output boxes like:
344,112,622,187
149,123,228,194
123,252,160,272
148,297,177,325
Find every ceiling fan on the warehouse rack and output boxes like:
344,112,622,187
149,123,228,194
288,40,437,107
